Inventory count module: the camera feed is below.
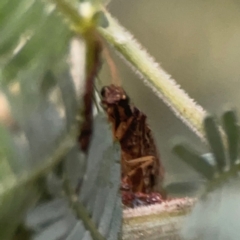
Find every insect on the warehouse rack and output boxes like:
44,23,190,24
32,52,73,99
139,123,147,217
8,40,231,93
101,84,166,207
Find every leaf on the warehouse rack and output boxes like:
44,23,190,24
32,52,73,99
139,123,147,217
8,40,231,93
25,114,122,240
0,33,80,240
173,143,215,180
222,110,239,165
57,71,78,131
173,111,240,240
0,0,71,86
0,120,77,240
0,124,39,240
0,1,45,57
0,1,122,239
204,115,227,172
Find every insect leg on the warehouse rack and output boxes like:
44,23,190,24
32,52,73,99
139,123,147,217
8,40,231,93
125,156,155,167
115,116,134,140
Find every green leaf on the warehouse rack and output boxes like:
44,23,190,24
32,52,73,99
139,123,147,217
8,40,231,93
204,115,226,172
173,111,240,240
0,125,15,180
0,1,44,57
0,63,80,240
25,114,122,240
222,110,239,165
0,0,71,86
0,123,39,240
173,143,215,180
0,1,123,239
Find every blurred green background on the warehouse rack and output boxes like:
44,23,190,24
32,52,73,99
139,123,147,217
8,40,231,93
100,0,240,194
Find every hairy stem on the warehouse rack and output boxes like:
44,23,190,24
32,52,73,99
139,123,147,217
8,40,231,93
98,10,208,142
123,198,196,239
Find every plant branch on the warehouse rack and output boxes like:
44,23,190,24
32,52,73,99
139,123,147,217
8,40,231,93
123,198,196,239
97,10,208,142
51,0,97,34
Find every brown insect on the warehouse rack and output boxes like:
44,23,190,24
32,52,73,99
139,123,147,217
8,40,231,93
101,84,166,207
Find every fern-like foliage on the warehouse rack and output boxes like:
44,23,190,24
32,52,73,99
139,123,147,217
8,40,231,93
25,114,121,240
0,1,121,239
173,110,240,240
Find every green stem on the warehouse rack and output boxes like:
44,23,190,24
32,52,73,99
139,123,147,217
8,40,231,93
52,0,84,25
98,10,208,142
51,0,98,34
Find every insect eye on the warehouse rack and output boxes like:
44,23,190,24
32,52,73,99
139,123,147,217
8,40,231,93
119,96,129,106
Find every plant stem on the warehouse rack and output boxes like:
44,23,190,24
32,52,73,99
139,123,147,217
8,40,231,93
123,198,196,239
98,10,208,142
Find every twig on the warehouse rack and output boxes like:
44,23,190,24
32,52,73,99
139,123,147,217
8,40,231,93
123,198,196,240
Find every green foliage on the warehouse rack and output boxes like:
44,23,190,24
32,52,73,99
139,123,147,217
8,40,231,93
222,110,239,165
24,114,121,240
1,0,240,239
204,116,226,172
0,0,121,239
173,110,240,239
173,110,240,194
173,143,215,180
0,1,70,83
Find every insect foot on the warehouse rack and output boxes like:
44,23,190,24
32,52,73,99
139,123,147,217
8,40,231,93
122,191,163,208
